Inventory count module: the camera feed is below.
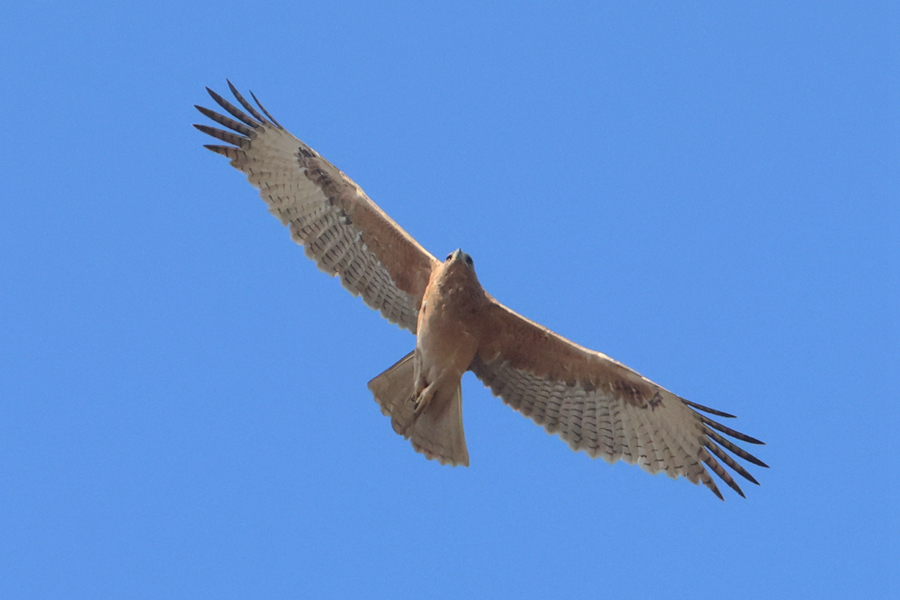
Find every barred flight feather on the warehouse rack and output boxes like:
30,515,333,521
194,82,436,333
470,354,766,499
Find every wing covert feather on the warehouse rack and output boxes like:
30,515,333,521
471,300,766,499
195,83,438,332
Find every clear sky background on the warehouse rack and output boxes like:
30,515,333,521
1,2,897,598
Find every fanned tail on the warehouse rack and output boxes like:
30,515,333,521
368,351,418,430
368,352,469,466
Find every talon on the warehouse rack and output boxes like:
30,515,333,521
413,382,434,416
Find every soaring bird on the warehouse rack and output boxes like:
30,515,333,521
195,82,766,499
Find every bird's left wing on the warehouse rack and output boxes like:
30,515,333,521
194,82,438,333
470,299,767,499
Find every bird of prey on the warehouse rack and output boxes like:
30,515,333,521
194,82,767,499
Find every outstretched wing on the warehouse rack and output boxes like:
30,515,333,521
194,82,438,333
471,300,767,499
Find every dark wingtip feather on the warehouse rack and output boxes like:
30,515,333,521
205,87,259,128
699,414,766,445
707,439,760,486
736,435,765,446
250,89,283,128
227,80,270,125
700,446,746,498
683,399,736,418
681,399,769,498
193,124,248,148
704,428,769,469
195,105,253,137
202,144,241,159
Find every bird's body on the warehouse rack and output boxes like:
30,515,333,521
416,251,485,399
377,250,485,467
195,83,767,499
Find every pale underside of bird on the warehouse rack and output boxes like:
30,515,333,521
194,82,767,500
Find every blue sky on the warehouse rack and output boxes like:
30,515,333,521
1,1,897,598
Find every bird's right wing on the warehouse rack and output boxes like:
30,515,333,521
194,82,438,333
471,299,767,499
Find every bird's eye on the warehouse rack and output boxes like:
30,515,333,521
446,253,453,261
465,255,474,266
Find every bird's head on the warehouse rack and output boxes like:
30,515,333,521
440,248,481,290
445,248,475,270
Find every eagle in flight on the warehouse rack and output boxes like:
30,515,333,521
195,82,767,499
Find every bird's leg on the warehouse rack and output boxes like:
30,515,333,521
412,366,461,418
413,380,436,417
410,350,429,417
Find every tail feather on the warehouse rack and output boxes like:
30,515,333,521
409,384,469,466
367,351,417,433
367,352,469,467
